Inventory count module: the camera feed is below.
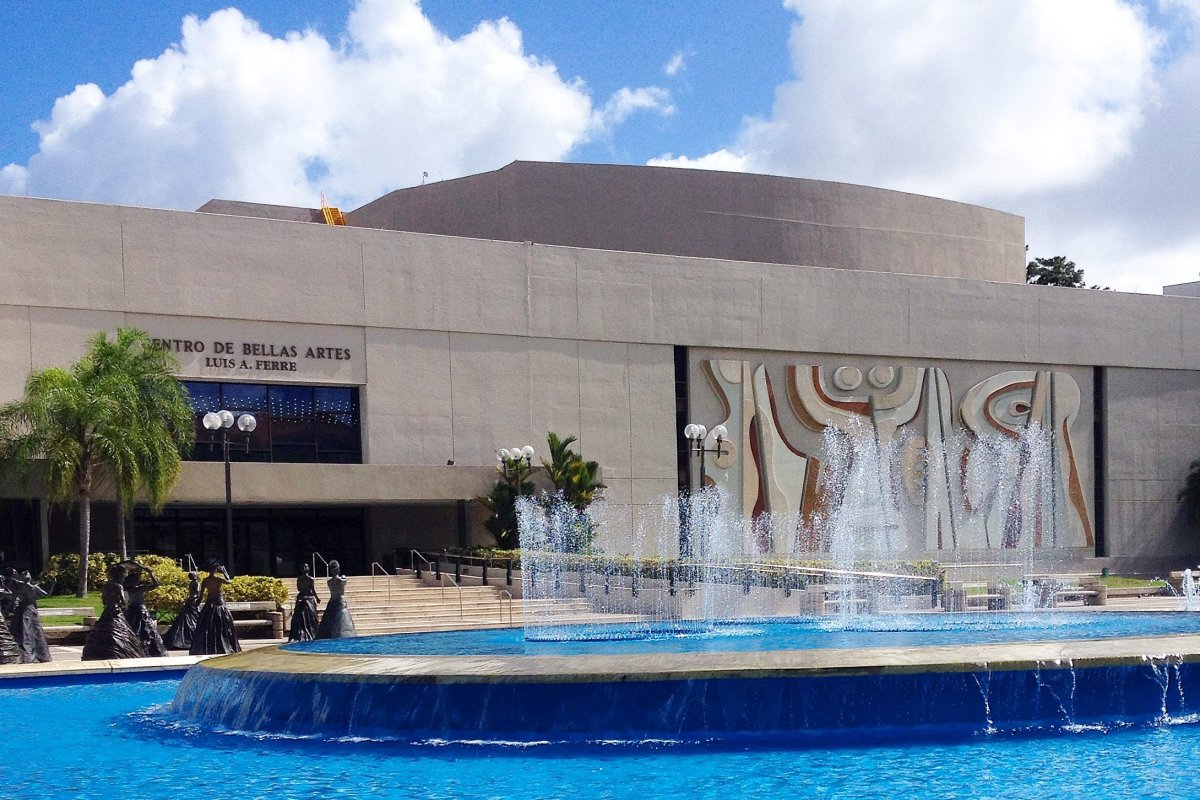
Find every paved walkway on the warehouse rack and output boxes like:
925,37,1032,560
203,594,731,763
45,637,288,663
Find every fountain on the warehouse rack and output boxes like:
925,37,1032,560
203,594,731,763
164,393,1200,744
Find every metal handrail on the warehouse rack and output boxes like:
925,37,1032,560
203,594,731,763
370,561,395,603
177,553,199,573
439,573,465,618
311,551,330,578
407,550,436,584
406,549,515,586
498,588,515,626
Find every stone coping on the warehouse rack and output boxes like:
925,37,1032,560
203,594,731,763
191,633,1200,685
0,655,205,680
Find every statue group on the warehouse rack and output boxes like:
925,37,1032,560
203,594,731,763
0,566,52,664
4,554,357,666
81,560,243,661
288,560,356,642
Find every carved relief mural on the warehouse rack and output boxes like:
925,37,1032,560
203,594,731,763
697,360,1093,555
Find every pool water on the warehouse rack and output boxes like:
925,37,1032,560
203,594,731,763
4,675,1200,799
287,611,1200,656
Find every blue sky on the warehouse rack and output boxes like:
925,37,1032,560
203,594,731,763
1,0,1199,293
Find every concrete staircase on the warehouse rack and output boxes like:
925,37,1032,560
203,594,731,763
277,573,636,636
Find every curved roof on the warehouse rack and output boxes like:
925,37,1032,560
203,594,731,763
347,161,1025,283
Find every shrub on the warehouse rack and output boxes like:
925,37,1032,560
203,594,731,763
147,582,189,616
141,556,189,614
40,552,121,594
225,575,288,607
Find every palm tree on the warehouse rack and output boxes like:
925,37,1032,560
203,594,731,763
0,328,193,595
542,432,605,511
87,328,195,560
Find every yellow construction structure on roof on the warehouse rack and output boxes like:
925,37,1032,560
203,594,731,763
320,192,346,225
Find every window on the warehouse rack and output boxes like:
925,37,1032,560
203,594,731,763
182,381,362,464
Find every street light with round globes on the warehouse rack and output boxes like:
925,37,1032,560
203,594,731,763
682,422,730,490
203,409,258,573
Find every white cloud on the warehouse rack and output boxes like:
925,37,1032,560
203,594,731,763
0,0,669,210
664,50,687,77
591,87,674,136
648,149,748,172
744,0,1161,199
0,164,26,194
655,0,1198,293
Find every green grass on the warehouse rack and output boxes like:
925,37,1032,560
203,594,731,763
39,591,102,626
1100,575,1167,588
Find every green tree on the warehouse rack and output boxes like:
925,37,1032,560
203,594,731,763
0,328,193,596
88,328,195,560
542,432,605,511
478,471,534,550
1026,255,1110,290
1178,459,1200,525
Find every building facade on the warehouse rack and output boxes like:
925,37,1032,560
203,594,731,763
1,161,1198,576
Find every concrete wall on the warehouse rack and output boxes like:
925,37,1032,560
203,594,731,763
2,192,1200,565
348,161,1026,284
1104,367,1200,569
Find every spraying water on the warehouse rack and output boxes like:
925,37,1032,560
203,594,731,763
516,415,1080,640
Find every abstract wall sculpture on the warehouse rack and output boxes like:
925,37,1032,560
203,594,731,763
959,371,1094,550
698,360,1093,556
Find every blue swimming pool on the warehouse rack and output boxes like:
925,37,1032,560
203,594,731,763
286,611,1200,656
3,674,1200,799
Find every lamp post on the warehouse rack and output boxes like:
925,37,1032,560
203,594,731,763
203,409,257,574
496,444,536,487
680,423,729,560
682,423,729,490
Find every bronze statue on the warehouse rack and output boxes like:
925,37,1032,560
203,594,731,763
162,571,201,651
315,560,356,639
0,580,21,664
10,570,50,663
189,562,241,655
288,563,320,642
82,563,146,661
0,566,16,626
123,561,166,657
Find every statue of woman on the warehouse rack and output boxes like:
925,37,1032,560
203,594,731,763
162,571,201,651
123,562,166,657
0,581,21,664
189,562,241,655
82,564,146,661
0,566,17,627
288,563,320,642
10,570,50,663
315,560,356,639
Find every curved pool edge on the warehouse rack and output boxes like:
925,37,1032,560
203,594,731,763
196,633,1200,683
166,633,1200,743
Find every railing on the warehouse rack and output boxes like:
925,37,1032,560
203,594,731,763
402,549,514,586
311,551,330,578
520,558,944,616
177,553,199,573
409,550,435,580
370,561,398,603
439,572,465,619
498,588,515,626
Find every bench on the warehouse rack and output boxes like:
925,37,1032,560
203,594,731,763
945,581,1011,611
1027,574,1106,607
227,601,285,639
37,606,94,618
82,600,284,639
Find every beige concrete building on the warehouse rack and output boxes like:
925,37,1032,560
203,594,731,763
1,161,1198,576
